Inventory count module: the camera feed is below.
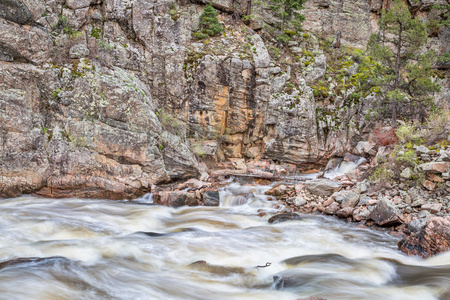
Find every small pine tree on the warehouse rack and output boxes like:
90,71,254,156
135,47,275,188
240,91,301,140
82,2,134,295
364,0,440,125
194,4,223,39
269,0,306,43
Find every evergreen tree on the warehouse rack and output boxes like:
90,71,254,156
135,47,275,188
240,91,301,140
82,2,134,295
364,0,440,125
269,0,306,43
432,3,450,67
194,4,224,39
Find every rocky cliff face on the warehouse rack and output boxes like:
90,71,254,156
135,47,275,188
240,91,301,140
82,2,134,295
0,0,448,198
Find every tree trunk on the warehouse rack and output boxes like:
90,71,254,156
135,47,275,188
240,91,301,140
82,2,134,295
334,30,341,48
392,23,402,127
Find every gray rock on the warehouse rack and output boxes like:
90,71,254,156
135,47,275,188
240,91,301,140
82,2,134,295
419,162,450,174
294,196,307,206
337,207,354,218
252,34,270,68
421,203,442,214
416,145,430,154
418,210,431,218
66,0,91,9
202,191,220,206
411,200,426,207
407,219,427,233
304,179,341,196
305,54,327,83
331,191,345,203
353,207,370,221
354,182,368,194
341,191,360,208
358,195,372,206
69,44,90,59
0,0,32,24
324,202,340,215
368,198,402,226
439,150,450,162
400,168,412,179
354,141,376,156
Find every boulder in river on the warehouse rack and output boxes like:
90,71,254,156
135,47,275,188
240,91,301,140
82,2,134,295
304,179,341,196
398,217,450,258
202,191,220,206
368,198,402,226
155,191,198,207
268,212,301,224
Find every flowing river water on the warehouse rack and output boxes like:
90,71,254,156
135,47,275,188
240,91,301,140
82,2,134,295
1,180,450,300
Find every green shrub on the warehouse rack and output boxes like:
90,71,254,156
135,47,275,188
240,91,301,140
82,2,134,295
193,4,223,39
422,109,450,144
395,150,419,167
369,165,393,183
396,122,420,144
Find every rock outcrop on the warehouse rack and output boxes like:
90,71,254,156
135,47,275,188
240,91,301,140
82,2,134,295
0,0,448,198
398,217,450,258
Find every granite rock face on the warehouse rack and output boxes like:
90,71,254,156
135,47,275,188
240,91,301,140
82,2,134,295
0,0,448,198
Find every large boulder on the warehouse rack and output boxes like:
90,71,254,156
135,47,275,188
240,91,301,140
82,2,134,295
368,198,402,226
304,179,341,196
202,191,220,206
398,217,450,258
155,191,198,207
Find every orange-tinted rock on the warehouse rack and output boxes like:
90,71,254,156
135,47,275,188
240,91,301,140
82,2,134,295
398,217,450,258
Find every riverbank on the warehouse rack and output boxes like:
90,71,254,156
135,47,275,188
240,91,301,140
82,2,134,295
147,148,450,258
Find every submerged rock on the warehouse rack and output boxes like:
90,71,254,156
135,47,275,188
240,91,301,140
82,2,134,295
0,256,70,270
398,217,450,258
268,212,302,224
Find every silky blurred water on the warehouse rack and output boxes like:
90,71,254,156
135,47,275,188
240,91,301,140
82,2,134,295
0,181,449,300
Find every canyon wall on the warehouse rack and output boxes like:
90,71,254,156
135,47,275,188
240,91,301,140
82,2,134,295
0,0,448,198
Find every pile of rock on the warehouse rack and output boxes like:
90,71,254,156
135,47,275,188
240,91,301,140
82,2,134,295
152,179,225,207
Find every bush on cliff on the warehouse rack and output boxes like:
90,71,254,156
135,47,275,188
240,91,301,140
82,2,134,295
193,4,223,40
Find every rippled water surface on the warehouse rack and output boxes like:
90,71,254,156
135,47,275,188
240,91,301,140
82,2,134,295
1,181,450,300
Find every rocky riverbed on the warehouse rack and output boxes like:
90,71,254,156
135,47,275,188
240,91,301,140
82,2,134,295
146,145,450,258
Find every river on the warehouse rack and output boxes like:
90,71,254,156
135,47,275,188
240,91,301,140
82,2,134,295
1,180,450,300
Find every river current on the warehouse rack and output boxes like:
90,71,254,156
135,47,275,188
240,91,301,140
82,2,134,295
1,180,450,300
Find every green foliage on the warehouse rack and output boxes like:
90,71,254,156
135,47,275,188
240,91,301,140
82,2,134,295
422,109,450,144
396,122,420,144
269,0,306,35
368,165,393,183
56,15,82,38
168,5,181,22
90,28,101,39
52,88,62,98
158,144,164,151
192,143,206,157
395,149,419,168
365,0,440,124
432,4,450,27
194,4,223,39
98,40,114,51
